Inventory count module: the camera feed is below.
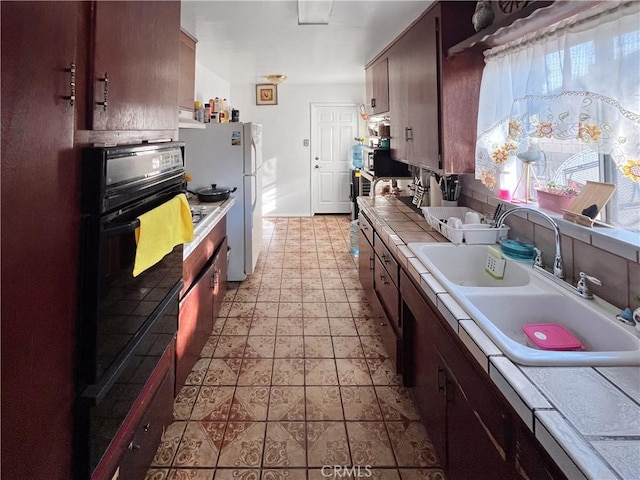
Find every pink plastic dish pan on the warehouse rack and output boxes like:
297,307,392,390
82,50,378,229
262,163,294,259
523,323,583,351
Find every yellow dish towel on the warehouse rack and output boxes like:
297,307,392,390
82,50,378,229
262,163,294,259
133,193,194,277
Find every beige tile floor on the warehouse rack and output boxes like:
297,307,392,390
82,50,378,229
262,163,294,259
146,216,445,480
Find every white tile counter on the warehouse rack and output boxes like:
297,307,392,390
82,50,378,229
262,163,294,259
358,194,640,480
183,196,235,259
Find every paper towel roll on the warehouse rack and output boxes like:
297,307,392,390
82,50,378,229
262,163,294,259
429,176,442,207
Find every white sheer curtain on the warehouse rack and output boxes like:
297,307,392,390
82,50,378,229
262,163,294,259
475,1,640,193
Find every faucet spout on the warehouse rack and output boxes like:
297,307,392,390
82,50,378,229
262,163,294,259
496,206,564,279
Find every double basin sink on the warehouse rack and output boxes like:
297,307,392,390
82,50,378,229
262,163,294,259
408,243,640,367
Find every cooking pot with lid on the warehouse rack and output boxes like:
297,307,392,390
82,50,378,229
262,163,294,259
190,184,237,202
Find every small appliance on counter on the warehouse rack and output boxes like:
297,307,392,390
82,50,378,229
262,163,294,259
365,148,410,177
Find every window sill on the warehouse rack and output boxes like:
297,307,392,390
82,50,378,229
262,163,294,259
486,197,640,263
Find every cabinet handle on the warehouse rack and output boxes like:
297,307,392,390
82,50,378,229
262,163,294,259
96,73,109,110
381,253,391,264
143,423,150,432
437,367,446,393
380,273,389,285
127,441,141,451
405,127,413,142
63,62,76,106
211,270,219,289
369,255,374,271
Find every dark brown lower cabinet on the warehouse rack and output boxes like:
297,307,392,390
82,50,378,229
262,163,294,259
117,362,175,480
177,219,228,392
400,270,566,480
177,256,216,389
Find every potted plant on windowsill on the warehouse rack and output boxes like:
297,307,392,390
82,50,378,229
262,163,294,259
535,181,581,213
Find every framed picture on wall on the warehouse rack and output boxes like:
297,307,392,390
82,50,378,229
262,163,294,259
256,84,277,105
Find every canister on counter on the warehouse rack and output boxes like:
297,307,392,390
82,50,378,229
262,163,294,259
211,112,219,123
231,109,239,122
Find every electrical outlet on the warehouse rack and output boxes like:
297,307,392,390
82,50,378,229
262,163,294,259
303,139,309,147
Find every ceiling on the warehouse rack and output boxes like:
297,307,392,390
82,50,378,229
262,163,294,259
180,0,433,85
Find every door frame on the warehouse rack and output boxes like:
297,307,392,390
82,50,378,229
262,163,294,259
309,102,361,215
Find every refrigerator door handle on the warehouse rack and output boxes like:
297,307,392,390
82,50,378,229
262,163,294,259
244,173,257,209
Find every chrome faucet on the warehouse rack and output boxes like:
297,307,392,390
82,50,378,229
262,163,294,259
496,206,564,279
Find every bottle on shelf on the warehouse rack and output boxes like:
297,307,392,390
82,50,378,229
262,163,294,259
194,101,204,123
204,103,211,123
222,98,230,124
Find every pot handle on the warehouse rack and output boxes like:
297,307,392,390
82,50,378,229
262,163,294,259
211,184,217,188
231,187,238,193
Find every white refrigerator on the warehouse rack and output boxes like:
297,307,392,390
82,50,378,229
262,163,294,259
180,122,263,281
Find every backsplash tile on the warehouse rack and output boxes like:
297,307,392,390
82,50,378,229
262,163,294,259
573,240,628,308
459,176,640,310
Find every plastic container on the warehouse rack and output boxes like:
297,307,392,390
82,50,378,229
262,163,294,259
352,144,364,168
463,224,507,245
523,324,583,351
422,207,509,245
499,238,535,260
535,189,576,213
349,220,359,255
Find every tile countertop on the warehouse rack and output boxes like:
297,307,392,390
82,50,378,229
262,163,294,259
183,196,235,259
357,195,640,480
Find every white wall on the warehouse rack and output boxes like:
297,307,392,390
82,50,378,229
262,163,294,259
230,83,365,216
194,60,231,107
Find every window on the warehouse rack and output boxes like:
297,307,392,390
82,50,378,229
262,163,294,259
475,2,640,233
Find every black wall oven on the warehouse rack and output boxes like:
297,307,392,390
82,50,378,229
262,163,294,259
76,142,185,478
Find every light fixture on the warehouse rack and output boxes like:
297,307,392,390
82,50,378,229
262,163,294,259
265,74,287,85
297,0,334,25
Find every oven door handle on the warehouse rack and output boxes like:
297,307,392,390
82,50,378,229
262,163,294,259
81,281,182,405
102,219,141,238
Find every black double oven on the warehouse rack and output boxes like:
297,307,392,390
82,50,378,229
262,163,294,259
76,142,185,478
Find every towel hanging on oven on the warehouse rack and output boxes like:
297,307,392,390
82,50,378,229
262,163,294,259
133,193,194,277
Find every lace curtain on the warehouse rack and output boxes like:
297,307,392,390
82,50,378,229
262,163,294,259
475,1,640,193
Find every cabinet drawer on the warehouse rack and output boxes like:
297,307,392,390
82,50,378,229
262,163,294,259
359,212,374,246
374,254,400,331
183,220,227,294
117,366,174,480
374,233,398,287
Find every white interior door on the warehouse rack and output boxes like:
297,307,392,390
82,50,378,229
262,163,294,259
311,104,358,214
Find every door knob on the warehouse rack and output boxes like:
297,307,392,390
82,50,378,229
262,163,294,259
315,165,320,169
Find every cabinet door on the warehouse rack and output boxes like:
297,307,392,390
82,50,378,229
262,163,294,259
358,228,374,293
91,1,180,131
405,9,440,169
212,238,228,323
444,360,515,480
371,58,389,114
1,3,79,479
388,40,409,162
401,272,447,464
178,30,196,112
176,261,215,389
118,366,174,480
515,422,567,480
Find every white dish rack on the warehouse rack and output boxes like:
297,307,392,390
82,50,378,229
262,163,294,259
422,206,509,245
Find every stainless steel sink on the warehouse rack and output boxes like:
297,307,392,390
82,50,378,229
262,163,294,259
408,243,640,367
